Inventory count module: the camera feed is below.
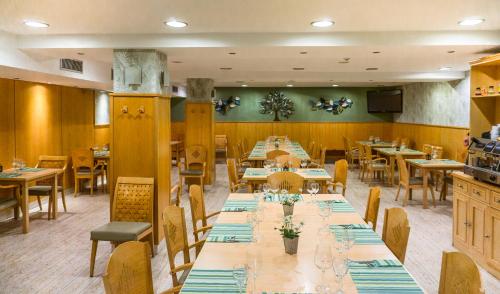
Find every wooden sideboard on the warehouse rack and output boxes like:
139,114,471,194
452,171,500,279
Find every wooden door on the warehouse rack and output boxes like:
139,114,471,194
468,198,487,256
485,207,500,272
453,192,469,249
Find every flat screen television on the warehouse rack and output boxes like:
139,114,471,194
367,89,403,113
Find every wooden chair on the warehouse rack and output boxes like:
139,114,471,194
163,205,205,291
102,241,154,294
0,185,20,220
364,145,390,185
238,141,250,158
395,154,436,207
307,141,316,157
438,251,485,294
29,155,69,219
171,133,185,165
267,171,304,194
188,185,220,242
400,138,411,148
275,155,301,168
233,145,252,171
170,184,181,206
180,145,207,193
364,187,381,230
422,144,433,155
90,177,154,277
227,158,247,193
382,208,410,263
72,148,103,196
215,135,228,158
310,146,327,168
357,143,367,180
328,159,348,195
343,137,359,166
241,138,251,155
440,148,469,201
266,150,289,160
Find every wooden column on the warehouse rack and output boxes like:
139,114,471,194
109,93,171,245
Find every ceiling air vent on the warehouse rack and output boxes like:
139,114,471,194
60,58,83,73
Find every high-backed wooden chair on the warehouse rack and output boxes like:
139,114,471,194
400,137,410,148
170,184,181,206
238,141,250,159
364,145,390,184
343,137,359,166
188,185,220,242
310,146,327,168
72,148,103,196
102,241,154,294
364,187,381,230
328,159,348,195
233,145,251,171
307,141,316,157
266,150,289,160
163,205,205,291
241,138,251,155
357,143,367,180
395,154,436,207
438,251,484,294
227,158,247,193
171,133,185,165
29,155,69,219
215,135,228,158
89,177,154,277
382,208,410,263
0,185,20,220
422,144,432,155
275,155,301,168
180,145,207,192
267,171,304,194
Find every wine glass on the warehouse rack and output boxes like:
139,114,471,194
343,228,355,252
233,264,248,294
314,243,333,293
318,204,331,225
333,255,349,294
312,182,320,196
262,183,271,195
307,182,316,197
280,189,288,197
253,189,261,202
332,230,346,254
300,159,308,168
270,185,279,196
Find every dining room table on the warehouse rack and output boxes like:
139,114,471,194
180,193,424,293
247,141,310,166
405,158,465,209
356,140,394,148
373,147,426,186
0,167,60,233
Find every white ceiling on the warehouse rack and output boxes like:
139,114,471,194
0,0,499,88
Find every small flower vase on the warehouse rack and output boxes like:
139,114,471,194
283,237,299,255
274,141,279,149
283,204,294,216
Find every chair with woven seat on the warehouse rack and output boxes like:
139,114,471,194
72,148,103,196
227,158,247,193
89,177,154,277
266,150,290,160
0,185,21,220
275,155,301,168
363,145,390,185
163,205,205,290
395,154,436,207
189,184,220,242
267,171,304,194
181,145,207,191
328,159,348,195
28,155,69,219
438,251,484,294
343,137,359,166
382,207,410,263
102,241,154,294
364,187,381,230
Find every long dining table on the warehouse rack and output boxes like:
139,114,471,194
181,193,424,293
248,141,310,164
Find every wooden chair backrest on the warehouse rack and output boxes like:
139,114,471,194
334,159,348,186
162,205,190,286
364,145,375,161
185,145,207,168
266,150,289,160
226,158,240,190
317,147,327,166
36,155,69,184
438,251,484,294
313,144,323,160
382,208,410,263
396,154,409,185
189,185,207,232
275,155,301,168
422,144,433,155
364,187,381,230
358,143,365,159
103,241,153,294
267,171,304,194
432,146,444,159
242,138,250,153
237,142,246,157
307,141,316,156
215,135,228,149
112,177,154,223
71,148,94,169
401,137,410,147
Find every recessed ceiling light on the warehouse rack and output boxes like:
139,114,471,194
228,52,237,55
458,18,485,26
293,67,305,70
372,51,381,54
439,66,452,71
299,51,308,55
24,20,49,28
369,80,374,82
286,84,294,87
220,67,232,70
311,20,334,28
13,77,20,80
165,20,188,28
332,84,339,87
241,84,248,87
366,67,378,71
171,61,183,64
447,50,456,54
77,52,85,56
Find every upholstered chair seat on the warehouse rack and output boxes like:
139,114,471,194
91,222,152,242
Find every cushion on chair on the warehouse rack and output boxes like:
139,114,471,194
180,169,203,176
409,177,434,185
28,185,53,195
371,163,387,169
0,199,18,210
90,221,151,241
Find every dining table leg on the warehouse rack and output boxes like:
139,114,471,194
422,169,429,209
22,183,29,233
52,174,58,219
389,156,395,186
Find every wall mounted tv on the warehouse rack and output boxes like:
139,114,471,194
367,89,403,113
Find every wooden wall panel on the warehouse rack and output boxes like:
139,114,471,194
0,78,15,169
14,81,62,166
61,87,95,154
94,126,110,146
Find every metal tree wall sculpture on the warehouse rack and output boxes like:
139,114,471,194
259,90,295,121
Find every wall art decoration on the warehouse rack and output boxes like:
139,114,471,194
259,90,295,121
311,96,353,115
213,96,240,114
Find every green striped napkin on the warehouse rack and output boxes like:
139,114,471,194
0,172,22,178
330,225,383,245
319,200,355,213
222,200,258,212
181,268,247,293
349,261,423,293
207,224,253,243
336,224,372,230
263,193,303,202
270,168,297,172
19,167,45,172
244,169,268,177
302,169,328,176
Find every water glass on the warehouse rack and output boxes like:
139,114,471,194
314,243,333,294
343,228,355,251
333,255,349,294
233,264,248,294
300,159,308,168
318,205,331,224
307,182,316,196
253,189,261,202
312,182,320,195
262,183,271,195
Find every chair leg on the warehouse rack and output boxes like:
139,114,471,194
14,204,19,220
74,177,79,197
90,240,98,277
395,184,401,201
90,176,94,196
148,234,155,257
48,196,52,220
429,185,436,207
61,189,67,212
37,196,43,211
403,188,410,206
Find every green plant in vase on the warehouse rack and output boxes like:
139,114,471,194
280,195,300,217
275,215,304,254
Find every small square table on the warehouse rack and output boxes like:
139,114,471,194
373,148,426,186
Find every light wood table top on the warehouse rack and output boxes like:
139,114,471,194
187,193,423,293
356,141,394,148
374,147,426,157
248,141,310,161
0,168,61,182
242,168,332,181
405,158,464,170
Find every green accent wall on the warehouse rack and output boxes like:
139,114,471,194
171,87,393,122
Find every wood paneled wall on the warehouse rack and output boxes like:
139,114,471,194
94,125,110,146
0,79,15,169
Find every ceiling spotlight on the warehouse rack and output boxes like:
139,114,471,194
171,61,183,64
228,52,237,55
458,18,485,26
311,20,334,28
77,52,85,56
366,67,378,71
286,84,294,87
439,66,452,71
165,20,188,28
332,84,339,87
372,51,381,54
293,67,305,70
338,57,351,64
447,50,456,54
299,51,308,55
24,20,49,28
219,67,232,70
241,84,248,87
